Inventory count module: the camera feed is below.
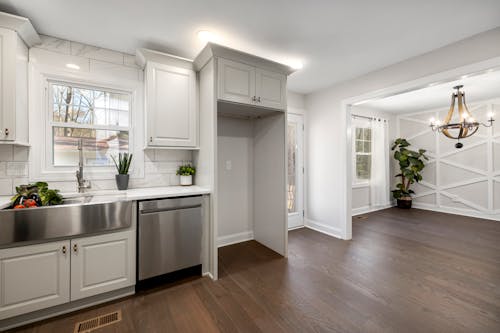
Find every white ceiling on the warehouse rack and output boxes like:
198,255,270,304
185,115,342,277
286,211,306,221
1,0,499,94
359,69,500,113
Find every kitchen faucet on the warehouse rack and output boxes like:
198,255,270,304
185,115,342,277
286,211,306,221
76,139,91,193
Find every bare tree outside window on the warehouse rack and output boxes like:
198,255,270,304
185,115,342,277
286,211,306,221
50,83,130,167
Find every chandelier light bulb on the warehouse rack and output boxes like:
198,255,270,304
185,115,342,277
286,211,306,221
429,117,435,124
487,112,495,120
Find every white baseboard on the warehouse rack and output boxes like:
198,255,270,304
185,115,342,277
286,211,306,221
352,203,394,216
412,203,500,221
288,225,305,231
217,230,254,247
305,218,343,239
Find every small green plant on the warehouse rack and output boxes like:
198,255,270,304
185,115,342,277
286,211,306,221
111,153,133,175
176,164,196,176
391,138,428,200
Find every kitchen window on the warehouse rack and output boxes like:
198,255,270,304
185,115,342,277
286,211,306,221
49,82,131,167
353,126,372,183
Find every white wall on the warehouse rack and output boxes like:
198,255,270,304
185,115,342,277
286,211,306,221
287,91,306,111
396,99,500,220
306,27,500,238
217,116,254,245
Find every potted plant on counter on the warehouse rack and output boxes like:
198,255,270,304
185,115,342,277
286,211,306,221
176,164,196,186
112,153,133,190
391,138,428,209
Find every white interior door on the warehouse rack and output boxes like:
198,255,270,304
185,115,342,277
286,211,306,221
287,113,304,229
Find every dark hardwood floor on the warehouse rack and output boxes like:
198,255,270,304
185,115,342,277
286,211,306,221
9,208,500,332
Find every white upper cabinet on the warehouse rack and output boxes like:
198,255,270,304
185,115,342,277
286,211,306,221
217,58,287,110
0,241,70,320
140,49,198,149
70,230,135,301
0,27,29,143
0,13,40,144
217,58,256,105
255,68,286,110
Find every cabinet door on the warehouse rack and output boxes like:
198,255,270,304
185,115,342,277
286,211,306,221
70,230,135,301
0,28,17,140
146,62,197,147
255,68,286,110
0,241,70,320
217,58,256,105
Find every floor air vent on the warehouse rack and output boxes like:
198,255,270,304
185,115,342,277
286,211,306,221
74,310,122,333
354,215,368,220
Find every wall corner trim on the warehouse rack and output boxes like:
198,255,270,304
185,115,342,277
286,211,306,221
217,231,254,247
305,219,344,239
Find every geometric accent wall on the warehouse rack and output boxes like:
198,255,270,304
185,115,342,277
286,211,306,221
397,100,500,221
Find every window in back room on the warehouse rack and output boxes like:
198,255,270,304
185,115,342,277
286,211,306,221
353,126,372,183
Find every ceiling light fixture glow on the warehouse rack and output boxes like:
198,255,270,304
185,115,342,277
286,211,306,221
289,61,303,70
66,63,80,70
197,30,216,43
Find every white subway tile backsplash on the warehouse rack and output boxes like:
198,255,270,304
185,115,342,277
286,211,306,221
46,181,77,193
7,162,28,177
145,161,179,174
12,178,29,193
0,162,6,177
71,42,124,64
13,147,29,162
169,174,181,186
0,146,13,161
155,150,193,162
0,179,13,196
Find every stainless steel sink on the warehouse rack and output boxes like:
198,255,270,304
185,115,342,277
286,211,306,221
0,196,134,247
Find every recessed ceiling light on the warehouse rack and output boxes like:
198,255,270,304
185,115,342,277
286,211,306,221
197,30,216,42
66,63,80,70
289,61,303,70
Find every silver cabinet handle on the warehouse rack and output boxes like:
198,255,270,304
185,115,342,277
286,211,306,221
73,244,78,253
62,245,67,254
257,97,261,103
4,128,8,137
252,96,256,102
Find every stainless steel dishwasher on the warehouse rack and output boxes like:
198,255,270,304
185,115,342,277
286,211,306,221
138,196,203,281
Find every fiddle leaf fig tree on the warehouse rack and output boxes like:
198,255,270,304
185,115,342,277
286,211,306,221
391,138,428,200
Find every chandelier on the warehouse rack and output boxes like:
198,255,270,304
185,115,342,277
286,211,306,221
430,85,495,148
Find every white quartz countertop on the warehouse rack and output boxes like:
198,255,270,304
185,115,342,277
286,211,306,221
0,186,211,209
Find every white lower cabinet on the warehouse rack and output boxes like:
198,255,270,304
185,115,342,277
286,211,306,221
0,230,136,320
0,241,70,320
70,230,135,301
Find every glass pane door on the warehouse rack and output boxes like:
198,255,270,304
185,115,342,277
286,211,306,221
287,113,304,229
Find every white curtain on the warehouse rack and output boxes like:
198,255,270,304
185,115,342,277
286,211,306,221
370,119,390,207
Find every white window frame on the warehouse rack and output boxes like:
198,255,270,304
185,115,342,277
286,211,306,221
29,63,144,182
352,121,372,186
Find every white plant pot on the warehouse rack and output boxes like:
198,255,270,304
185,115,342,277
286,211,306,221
180,175,193,186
